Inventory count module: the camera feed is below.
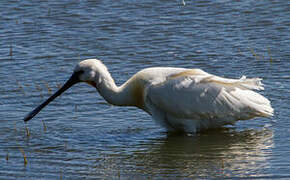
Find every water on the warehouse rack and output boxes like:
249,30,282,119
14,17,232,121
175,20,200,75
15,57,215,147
0,0,289,179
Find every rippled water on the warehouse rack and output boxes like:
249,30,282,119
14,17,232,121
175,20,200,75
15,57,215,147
1,0,289,179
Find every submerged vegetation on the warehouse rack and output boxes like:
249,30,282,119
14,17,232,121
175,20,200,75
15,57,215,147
249,47,274,62
6,152,9,162
9,44,13,57
18,146,28,166
42,120,47,132
25,125,30,137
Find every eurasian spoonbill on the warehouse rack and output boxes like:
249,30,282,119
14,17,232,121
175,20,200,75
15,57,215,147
24,59,273,133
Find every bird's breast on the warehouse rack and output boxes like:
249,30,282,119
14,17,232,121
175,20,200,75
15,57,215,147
131,81,145,109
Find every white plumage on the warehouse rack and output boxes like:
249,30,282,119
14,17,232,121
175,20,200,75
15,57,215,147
24,59,274,133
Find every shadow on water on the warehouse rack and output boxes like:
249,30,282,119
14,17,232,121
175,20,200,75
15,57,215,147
92,127,273,178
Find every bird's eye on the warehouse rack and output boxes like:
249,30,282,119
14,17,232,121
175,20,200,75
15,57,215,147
76,70,84,75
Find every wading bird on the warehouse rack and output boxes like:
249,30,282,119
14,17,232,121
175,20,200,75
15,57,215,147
24,59,273,133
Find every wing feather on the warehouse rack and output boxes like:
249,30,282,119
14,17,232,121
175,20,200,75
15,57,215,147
145,72,273,125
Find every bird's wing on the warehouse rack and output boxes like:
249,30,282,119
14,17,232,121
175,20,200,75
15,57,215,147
145,70,273,123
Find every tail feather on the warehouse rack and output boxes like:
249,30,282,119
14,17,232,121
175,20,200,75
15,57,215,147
229,88,274,119
205,75,265,90
236,76,264,90
198,74,273,118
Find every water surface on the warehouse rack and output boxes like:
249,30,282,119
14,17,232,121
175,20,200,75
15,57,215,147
0,0,289,179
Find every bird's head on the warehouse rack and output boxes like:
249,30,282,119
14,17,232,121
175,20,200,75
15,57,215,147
23,59,107,122
74,59,108,88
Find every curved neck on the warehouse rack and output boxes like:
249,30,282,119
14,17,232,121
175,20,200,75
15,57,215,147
95,71,134,107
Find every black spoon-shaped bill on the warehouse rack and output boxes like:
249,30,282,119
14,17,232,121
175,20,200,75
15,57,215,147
23,72,81,122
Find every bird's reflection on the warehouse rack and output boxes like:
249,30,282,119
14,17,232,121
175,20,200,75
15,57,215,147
94,127,273,178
